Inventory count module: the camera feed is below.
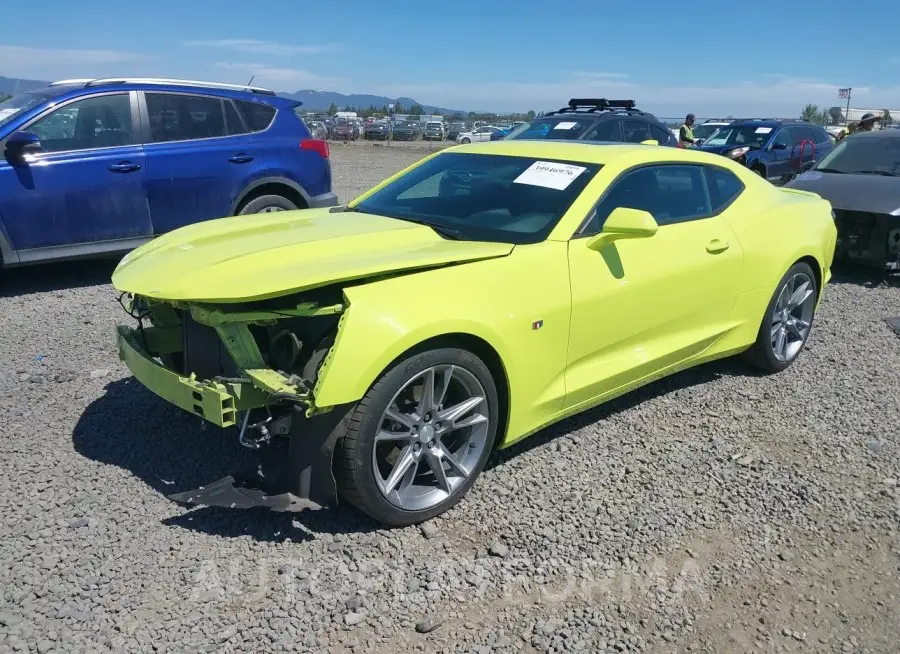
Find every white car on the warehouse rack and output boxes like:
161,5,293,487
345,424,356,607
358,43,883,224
456,125,501,143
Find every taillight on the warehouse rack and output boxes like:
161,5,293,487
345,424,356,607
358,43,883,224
300,138,329,158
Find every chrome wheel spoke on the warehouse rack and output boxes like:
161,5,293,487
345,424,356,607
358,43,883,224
786,321,805,340
382,446,417,495
438,396,484,426
375,429,410,444
439,444,471,478
788,281,813,310
773,326,787,360
435,366,454,409
385,406,415,429
417,368,437,417
424,449,451,493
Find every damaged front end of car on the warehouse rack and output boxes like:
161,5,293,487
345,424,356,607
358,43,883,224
832,210,900,272
116,288,353,512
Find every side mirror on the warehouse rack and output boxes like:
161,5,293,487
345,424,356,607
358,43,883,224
5,131,41,157
770,142,787,150
585,207,658,251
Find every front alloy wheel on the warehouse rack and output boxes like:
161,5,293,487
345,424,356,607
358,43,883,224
336,348,499,525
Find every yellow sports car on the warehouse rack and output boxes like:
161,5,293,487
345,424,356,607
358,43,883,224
112,140,837,526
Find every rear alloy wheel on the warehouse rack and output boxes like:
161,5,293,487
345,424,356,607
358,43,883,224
336,348,499,526
744,262,817,373
238,194,299,215
461,137,471,144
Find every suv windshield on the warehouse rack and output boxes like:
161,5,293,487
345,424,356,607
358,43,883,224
0,91,55,130
353,152,601,244
693,123,726,140
814,135,900,176
704,124,774,148
506,117,597,141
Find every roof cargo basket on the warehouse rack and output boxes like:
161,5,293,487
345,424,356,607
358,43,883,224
568,98,636,110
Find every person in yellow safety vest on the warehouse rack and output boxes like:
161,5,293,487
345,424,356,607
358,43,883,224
679,113,697,147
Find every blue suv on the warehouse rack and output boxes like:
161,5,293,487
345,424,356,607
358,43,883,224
697,120,833,184
0,77,337,268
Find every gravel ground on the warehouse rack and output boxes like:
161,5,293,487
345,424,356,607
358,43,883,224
1,144,899,654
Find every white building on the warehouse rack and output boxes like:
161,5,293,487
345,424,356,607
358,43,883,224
828,106,896,124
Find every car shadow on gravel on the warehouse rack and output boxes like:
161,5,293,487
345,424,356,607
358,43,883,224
486,357,753,471
828,262,900,289
0,259,118,297
72,378,381,542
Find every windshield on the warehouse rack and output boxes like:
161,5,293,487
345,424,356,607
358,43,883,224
353,152,601,244
505,117,596,141
814,136,900,176
693,124,726,140
0,92,52,130
703,124,774,148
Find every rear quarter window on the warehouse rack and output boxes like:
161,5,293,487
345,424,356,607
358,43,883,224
235,100,277,132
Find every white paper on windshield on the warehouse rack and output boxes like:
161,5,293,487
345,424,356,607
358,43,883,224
0,109,18,121
755,127,773,134
514,161,587,191
552,121,578,130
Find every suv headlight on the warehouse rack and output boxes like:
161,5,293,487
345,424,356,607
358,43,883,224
727,146,750,159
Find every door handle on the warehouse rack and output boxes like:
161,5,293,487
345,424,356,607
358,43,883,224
706,239,730,254
108,162,141,173
228,154,254,164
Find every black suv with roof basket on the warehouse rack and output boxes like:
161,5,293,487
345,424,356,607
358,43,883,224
503,98,678,147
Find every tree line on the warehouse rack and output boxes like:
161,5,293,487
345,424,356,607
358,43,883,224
801,103,892,126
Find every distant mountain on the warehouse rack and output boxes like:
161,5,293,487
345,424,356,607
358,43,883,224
0,75,471,115
0,75,51,95
278,89,469,116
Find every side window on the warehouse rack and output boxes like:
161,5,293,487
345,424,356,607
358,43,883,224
145,93,227,143
584,120,621,142
622,120,653,143
704,166,744,213
773,128,792,148
810,127,828,143
651,125,672,144
235,100,276,132
27,93,132,153
582,165,712,234
793,127,816,144
224,100,247,136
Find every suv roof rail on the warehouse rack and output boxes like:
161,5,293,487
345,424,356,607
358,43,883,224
78,77,276,95
49,78,97,86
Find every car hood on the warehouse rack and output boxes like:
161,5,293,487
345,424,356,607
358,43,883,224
111,208,514,303
696,143,746,155
785,171,900,215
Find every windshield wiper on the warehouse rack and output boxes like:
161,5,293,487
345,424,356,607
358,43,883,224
814,167,845,174
853,170,897,177
396,217,465,240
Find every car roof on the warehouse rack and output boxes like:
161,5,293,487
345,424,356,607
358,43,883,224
850,129,900,139
29,78,291,106
449,139,745,167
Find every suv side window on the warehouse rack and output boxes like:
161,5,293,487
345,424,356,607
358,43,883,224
584,119,622,142
224,100,248,136
773,128,793,148
810,126,829,143
145,93,227,143
704,166,744,212
27,93,133,153
582,164,712,234
622,120,653,143
793,126,816,144
235,100,276,132
651,125,673,144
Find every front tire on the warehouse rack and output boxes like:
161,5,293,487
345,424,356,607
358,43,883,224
744,262,818,373
336,347,499,526
461,137,471,144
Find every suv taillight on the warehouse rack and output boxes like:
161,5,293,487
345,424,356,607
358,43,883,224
300,138,329,158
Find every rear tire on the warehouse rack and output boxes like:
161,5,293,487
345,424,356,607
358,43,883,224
743,262,818,373
336,347,499,526
237,194,299,215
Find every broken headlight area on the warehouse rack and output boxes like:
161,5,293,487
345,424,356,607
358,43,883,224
833,210,900,272
115,286,350,511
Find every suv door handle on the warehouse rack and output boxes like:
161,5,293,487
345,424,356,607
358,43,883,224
228,154,254,164
706,239,730,254
108,161,141,173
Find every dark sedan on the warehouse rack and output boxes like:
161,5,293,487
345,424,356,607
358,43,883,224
785,130,900,271
391,121,418,141
364,121,392,140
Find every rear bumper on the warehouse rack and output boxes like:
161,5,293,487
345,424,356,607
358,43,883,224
308,191,339,209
